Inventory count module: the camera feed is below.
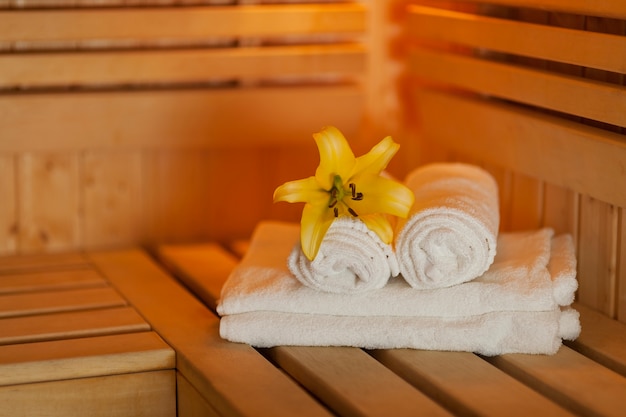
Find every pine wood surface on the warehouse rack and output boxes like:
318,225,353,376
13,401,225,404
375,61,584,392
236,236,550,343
156,241,626,417
0,250,177,416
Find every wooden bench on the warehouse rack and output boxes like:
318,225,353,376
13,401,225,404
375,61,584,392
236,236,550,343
155,241,626,417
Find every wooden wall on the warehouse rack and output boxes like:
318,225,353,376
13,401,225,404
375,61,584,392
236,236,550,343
403,0,626,321
0,0,370,254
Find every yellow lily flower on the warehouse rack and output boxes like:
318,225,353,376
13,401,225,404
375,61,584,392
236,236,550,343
273,126,414,260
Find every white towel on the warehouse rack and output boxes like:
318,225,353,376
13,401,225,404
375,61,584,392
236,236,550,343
288,217,399,294
217,222,580,355
395,163,500,289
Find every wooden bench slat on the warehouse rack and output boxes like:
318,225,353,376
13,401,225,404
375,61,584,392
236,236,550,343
407,5,626,74
0,331,174,386
0,369,176,417
0,268,105,294
453,0,626,20
0,4,366,42
0,306,150,345
566,303,626,377
0,86,364,151
409,48,626,127
0,286,126,318
416,89,626,208
157,243,454,417
0,253,88,273
487,346,626,417
0,44,366,88
371,349,575,417
88,249,333,417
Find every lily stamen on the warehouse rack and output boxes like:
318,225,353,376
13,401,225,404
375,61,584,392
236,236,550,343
348,207,359,217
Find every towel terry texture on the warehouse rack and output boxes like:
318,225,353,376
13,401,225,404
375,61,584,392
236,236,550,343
288,216,399,294
395,163,500,289
217,221,580,355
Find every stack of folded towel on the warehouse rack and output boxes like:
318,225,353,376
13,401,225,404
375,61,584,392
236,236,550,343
217,163,580,356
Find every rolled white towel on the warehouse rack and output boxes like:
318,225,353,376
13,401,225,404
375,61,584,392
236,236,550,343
288,216,399,294
395,163,500,289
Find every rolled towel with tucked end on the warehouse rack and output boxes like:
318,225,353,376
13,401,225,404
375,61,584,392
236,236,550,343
395,163,500,289
288,216,399,294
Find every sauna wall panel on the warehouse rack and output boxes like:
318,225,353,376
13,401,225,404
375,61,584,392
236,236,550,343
0,155,17,255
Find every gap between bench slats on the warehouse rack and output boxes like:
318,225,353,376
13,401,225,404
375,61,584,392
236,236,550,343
0,4,366,42
407,5,626,74
88,249,333,417
156,242,626,417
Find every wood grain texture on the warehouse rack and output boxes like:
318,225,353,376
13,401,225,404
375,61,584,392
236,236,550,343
0,4,366,42
452,0,626,20
0,306,149,345
0,44,366,88
0,268,105,295
88,249,333,417
17,152,81,253
83,151,143,249
0,370,176,417
0,155,17,255
0,331,174,386
0,87,364,151
408,5,626,74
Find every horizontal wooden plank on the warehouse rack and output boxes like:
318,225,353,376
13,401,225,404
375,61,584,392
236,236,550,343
407,5,626,74
0,267,105,294
267,346,453,417
487,346,626,417
0,44,366,88
453,0,626,20
88,249,333,417
0,286,126,318
0,306,150,345
416,89,626,208
0,4,366,42
0,253,89,273
0,331,174,386
409,48,626,127
0,86,364,151
371,349,574,417
567,303,626,377
0,369,176,417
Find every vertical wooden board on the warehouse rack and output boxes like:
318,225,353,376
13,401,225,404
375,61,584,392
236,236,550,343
0,154,17,255
177,373,221,417
577,195,617,317
507,172,543,231
542,183,579,237
82,150,143,249
17,152,81,253
618,208,626,323
0,370,176,417
143,150,215,243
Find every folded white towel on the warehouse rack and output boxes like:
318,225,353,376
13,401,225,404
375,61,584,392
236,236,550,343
395,163,500,289
217,222,580,355
288,217,399,294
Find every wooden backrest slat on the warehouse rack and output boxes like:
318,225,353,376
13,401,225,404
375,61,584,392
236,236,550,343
0,4,366,42
416,89,626,208
0,44,365,88
0,86,363,151
410,48,626,127
408,5,626,74
454,0,626,20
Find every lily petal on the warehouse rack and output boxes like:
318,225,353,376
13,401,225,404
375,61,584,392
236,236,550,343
273,177,327,204
313,126,356,189
360,214,394,244
349,175,414,218
353,136,400,177
300,202,336,260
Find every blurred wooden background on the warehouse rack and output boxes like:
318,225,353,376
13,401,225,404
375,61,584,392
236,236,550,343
1,0,625,322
